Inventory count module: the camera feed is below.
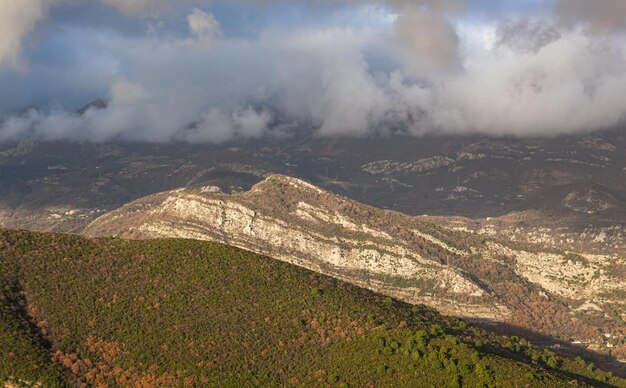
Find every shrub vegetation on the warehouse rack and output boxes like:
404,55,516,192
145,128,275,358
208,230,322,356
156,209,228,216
0,229,624,387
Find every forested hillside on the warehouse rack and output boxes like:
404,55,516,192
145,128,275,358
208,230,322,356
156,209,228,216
1,229,624,387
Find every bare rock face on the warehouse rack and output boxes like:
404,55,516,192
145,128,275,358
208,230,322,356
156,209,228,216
361,156,456,175
561,188,619,214
85,175,626,346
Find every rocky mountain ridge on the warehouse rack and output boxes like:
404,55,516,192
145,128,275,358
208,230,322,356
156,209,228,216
86,175,504,319
1,130,625,237
85,175,626,360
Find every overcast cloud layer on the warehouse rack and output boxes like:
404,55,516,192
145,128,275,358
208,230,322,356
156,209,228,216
1,0,626,143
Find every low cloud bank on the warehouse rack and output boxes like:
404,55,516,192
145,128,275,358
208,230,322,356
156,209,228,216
1,1,626,142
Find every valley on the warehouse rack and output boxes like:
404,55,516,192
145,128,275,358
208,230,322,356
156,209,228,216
0,130,624,237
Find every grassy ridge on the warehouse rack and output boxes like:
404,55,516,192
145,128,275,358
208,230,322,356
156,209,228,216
0,229,624,387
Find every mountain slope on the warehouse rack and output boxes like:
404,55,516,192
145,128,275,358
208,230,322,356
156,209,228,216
1,131,625,248
0,229,624,387
85,175,626,361
0,293,66,386
86,175,508,320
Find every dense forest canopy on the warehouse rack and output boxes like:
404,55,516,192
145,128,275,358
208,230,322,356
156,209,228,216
0,229,624,387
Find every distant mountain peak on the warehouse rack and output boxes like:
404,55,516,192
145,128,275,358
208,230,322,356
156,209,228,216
76,99,108,116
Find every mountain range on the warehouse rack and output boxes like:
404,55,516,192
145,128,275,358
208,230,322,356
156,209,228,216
1,129,625,381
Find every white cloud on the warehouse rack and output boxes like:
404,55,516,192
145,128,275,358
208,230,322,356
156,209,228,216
429,30,626,136
392,5,462,75
187,8,221,46
0,0,52,70
0,0,163,71
185,106,272,143
496,19,561,54
2,0,626,143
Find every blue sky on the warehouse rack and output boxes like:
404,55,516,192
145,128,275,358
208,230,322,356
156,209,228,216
1,0,625,142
